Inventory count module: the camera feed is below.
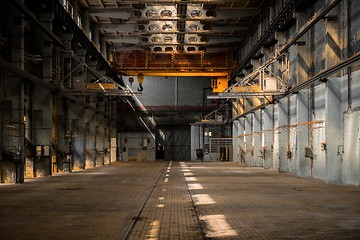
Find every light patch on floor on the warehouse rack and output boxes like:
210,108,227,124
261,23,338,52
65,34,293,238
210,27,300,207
185,177,197,182
164,178,168,183
200,214,238,238
183,172,193,176
181,169,190,172
192,194,216,205
157,204,165,208
147,220,160,240
158,197,164,200
188,183,203,190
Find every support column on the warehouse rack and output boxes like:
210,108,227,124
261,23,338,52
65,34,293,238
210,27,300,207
325,78,342,183
100,37,107,60
104,115,111,165
29,12,54,178
83,9,90,36
0,10,25,183
85,105,96,168
275,98,289,172
56,96,68,172
70,102,85,171
232,120,241,163
323,3,342,183
296,89,311,177
92,25,99,49
253,110,262,166
237,117,246,164
262,105,274,169
244,113,253,165
95,108,104,166
110,99,118,162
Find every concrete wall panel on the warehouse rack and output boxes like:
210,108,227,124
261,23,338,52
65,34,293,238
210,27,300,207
342,111,360,186
312,85,326,180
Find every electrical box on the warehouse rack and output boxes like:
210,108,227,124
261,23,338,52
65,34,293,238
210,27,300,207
72,74,85,90
211,77,228,93
36,146,42,157
43,145,50,156
305,147,313,158
142,139,148,147
264,77,277,91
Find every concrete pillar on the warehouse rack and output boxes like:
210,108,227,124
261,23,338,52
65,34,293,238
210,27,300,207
85,106,96,168
293,11,311,86
70,0,78,20
296,89,311,177
26,12,55,178
103,115,111,165
110,101,117,163
253,110,262,166
322,2,342,183
39,12,55,83
232,120,238,162
32,86,52,177
0,10,25,183
100,37,107,60
288,95,297,172
262,105,274,169
83,9,90,36
95,109,104,166
325,78,342,183
55,97,65,172
275,98,289,172
92,25,99,49
70,102,85,171
244,114,253,165
237,117,246,164
191,125,204,161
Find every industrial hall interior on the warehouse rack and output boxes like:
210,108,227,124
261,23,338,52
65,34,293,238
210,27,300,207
0,0,360,239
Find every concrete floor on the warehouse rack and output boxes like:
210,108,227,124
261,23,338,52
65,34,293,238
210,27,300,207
0,161,359,240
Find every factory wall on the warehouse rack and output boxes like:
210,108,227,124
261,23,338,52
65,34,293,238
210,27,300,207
123,75,211,161
0,1,118,183
233,73,359,185
231,0,360,185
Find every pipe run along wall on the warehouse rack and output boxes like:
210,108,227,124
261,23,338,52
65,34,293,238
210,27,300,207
232,70,360,186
